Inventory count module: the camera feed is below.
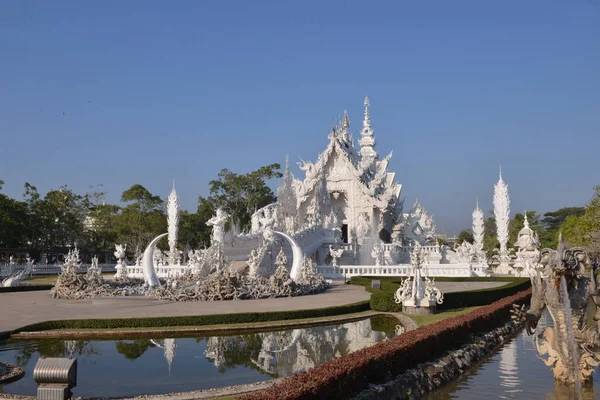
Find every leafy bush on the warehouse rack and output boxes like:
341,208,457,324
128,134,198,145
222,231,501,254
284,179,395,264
14,300,371,333
239,288,532,400
369,291,401,312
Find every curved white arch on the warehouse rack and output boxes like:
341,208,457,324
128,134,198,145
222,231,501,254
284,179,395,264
143,233,167,288
273,231,304,282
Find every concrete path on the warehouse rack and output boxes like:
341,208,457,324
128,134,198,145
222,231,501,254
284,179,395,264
0,281,506,333
0,284,370,332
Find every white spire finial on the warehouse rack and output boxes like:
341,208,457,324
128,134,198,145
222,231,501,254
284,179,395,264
363,96,371,128
524,211,530,229
342,110,350,129
499,165,503,180
476,198,480,210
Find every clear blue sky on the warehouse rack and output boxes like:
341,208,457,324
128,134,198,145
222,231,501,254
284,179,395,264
1,1,599,235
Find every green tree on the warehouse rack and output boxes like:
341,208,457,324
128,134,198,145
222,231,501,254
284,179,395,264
456,229,474,245
482,214,499,258
86,203,121,252
562,186,600,252
0,192,28,248
116,184,166,251
204,163,282,232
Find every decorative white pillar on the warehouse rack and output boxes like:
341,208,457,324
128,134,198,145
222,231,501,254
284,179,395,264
493,166,512,274
167,182,180,265
472,199,485,262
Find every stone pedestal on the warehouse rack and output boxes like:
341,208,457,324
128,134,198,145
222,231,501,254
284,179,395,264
402,299,438,315
402,305,437,314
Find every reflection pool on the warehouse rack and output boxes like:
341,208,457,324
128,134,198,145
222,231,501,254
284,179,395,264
0,315,397,397
427,313,600,400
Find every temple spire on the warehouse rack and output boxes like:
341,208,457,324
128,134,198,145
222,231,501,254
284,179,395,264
342,110,350,129
524,211,530,229
363,96,371,129
359,95,377,161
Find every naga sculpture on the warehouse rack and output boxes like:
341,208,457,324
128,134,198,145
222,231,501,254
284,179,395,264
524,235,600,384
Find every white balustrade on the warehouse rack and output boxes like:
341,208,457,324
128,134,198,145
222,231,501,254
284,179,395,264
317,263,489,279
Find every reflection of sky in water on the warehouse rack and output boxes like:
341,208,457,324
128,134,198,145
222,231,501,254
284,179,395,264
0,316,396,398
426,313,600,400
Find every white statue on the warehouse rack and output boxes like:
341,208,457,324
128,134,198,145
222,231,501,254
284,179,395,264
329,245,344,271
371,243,383,266
394,243,443,309
207,208,228,245
114,244,127,279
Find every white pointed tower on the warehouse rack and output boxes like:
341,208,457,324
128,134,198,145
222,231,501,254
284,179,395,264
359,96,378,169
167,182,180,265
493,166,512,273
472,199,485,261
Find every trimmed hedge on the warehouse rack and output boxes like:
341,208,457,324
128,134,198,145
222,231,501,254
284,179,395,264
240,288,532,400
439,278,530,310
0,285,53,293
13,300,371,333
369,291,401,312
350,276,531,312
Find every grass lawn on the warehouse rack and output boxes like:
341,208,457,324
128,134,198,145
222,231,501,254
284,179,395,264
403,306,480,327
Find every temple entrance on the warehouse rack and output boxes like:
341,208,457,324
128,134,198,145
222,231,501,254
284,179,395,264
341,224,348,243
379,229,391,243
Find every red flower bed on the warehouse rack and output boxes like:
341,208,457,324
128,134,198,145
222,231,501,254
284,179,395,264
240,288,532,400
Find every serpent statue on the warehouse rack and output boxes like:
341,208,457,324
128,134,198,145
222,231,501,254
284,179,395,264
523,235,600,384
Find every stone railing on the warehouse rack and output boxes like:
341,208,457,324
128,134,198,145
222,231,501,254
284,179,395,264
124,264,191,279
0,263,115,277
316,263,489,278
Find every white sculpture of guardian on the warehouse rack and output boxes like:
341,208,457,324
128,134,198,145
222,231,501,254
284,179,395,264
371,243,383,267
207,208,228,246
114,244,128,279
329,245,344,272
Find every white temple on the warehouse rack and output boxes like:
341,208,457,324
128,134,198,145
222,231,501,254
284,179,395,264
122,97,490,280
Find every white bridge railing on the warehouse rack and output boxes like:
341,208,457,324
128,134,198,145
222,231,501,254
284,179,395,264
316,263,489,278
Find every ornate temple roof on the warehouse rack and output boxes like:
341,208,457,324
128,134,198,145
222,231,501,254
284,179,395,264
295,97,401,212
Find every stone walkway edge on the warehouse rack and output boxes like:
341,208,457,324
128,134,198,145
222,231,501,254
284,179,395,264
12,310,387,339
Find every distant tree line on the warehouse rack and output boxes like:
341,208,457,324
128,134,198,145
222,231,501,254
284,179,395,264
456,185,600,257
0,163,281,262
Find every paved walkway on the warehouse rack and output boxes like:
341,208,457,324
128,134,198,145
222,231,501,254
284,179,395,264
0,281,506,333
0,284,370,332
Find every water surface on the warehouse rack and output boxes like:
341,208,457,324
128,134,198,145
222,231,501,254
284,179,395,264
0,315,396,397
427,313,600,400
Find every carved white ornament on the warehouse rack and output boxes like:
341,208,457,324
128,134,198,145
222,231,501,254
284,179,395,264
167,183,180,265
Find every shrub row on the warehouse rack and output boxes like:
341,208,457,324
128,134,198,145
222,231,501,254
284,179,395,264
0,285,53,293
369,291,402,312
240,288,532,400
350,276,530,312
13,300,371,333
